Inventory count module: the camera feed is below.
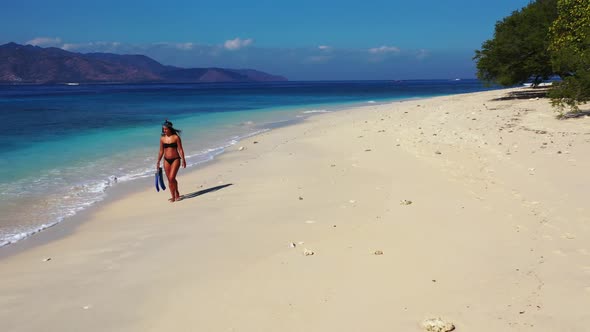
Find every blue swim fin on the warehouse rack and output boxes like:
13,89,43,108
158,167,166,191
155,170,160,192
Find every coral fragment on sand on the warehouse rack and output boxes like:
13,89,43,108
421,317,455,332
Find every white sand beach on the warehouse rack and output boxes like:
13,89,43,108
1,88,589,332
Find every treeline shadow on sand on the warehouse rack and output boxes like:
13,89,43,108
560,110,590,119
491,87,590,119
492,87,550,101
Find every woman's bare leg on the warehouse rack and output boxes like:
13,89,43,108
163,161,175,202
166,159,182,201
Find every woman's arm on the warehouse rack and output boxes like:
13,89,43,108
177,136,186,168
156,138,164,170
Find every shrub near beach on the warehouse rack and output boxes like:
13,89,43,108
474,0,590,115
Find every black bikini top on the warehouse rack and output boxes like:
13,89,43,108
163,142,177,148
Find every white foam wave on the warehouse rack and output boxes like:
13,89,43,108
0,220,61,247
302,109,331,114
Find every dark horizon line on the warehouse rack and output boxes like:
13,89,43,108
0,78,482,86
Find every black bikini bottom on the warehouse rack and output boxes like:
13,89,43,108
164,157,181,165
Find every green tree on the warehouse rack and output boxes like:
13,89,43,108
474,0,558,86
548,0,590,113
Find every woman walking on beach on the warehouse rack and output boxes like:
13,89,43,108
156,120,186,202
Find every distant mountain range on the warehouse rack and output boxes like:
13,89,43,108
0,42,287,84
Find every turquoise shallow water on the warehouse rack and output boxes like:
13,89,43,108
0,80,500,246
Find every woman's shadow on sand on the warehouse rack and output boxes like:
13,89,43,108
180,184,233,201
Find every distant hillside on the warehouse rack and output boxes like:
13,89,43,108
0,42,287,84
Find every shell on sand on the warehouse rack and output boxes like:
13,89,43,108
303,249,315,256
400,199,413,205
421,317,455,332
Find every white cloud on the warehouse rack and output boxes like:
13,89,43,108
26,37,62,47
61,43,79,51
62,41,121,52
416,49,429,60
224,37,253,51
368,46,400,54
318,45,332,51
175,42,194,50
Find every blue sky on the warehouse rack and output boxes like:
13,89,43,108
1,0,532,80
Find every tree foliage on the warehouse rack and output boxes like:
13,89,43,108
547,0,590,112
474,0,558,86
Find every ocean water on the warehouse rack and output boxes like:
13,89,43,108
0,80,499,247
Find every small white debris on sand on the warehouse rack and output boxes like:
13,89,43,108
305,220,316,224
400,199,413,205
303,249,315,256
421,317,455,332
238,146,244,151
289,242,296,248
43,257,51,262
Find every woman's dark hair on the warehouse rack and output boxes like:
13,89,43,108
161,120,182,136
